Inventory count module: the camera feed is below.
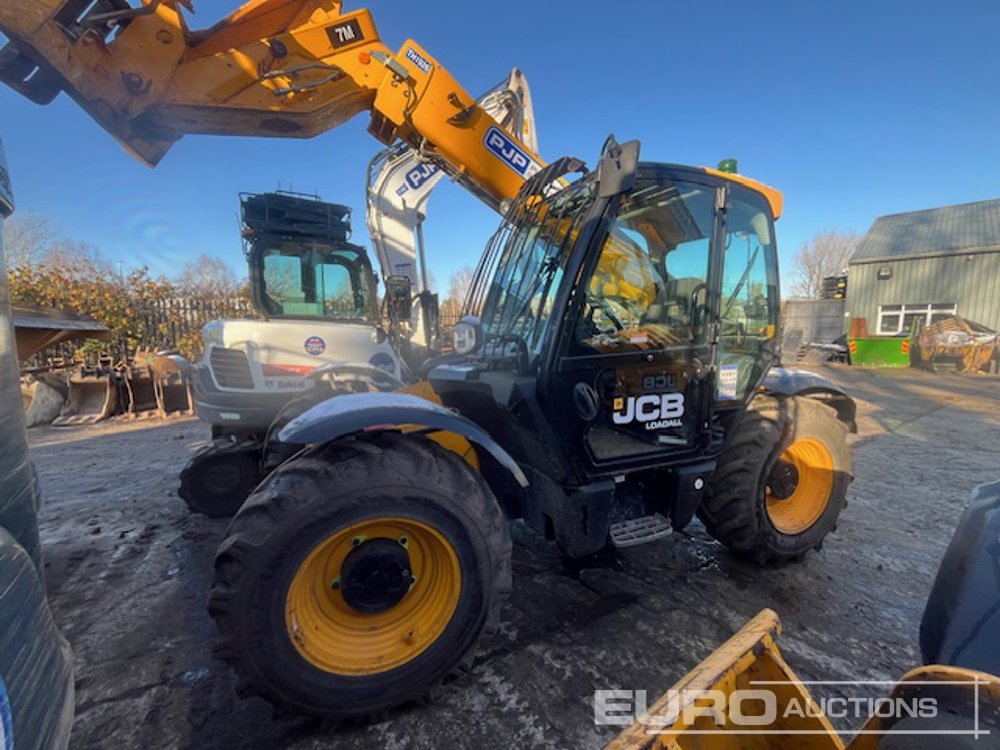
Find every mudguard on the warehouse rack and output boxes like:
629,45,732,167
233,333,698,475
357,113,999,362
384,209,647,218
763,366,857,432
278,392,529,488
920,481,1000,674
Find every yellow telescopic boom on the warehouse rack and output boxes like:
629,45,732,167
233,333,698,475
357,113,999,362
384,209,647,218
0,0,544,206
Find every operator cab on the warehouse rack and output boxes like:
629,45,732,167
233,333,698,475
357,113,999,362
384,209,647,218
242,192,378,325
443,147,782,483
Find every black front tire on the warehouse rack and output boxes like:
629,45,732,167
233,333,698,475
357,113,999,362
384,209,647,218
699,396,852,564
208,432,511,719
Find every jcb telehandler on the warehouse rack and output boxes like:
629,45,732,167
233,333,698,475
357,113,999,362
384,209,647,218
0,0,856,720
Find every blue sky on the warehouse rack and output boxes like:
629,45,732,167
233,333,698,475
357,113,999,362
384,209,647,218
2,0,998,294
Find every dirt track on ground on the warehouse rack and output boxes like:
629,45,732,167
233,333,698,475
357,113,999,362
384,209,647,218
29,365,1000,749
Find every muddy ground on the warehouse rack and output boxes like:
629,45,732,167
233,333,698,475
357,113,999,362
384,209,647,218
29,365,1000,749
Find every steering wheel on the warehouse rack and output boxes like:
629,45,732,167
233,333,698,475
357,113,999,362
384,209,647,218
590,296,625,332
719,320,746,347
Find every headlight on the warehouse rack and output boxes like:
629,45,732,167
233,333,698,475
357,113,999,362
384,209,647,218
452,316,483,355
201,320,225,349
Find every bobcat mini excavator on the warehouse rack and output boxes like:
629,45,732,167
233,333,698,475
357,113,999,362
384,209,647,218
180,70,539,517
1,0,861,722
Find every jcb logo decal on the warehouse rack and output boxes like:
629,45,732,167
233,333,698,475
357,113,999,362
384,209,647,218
613,393,685,430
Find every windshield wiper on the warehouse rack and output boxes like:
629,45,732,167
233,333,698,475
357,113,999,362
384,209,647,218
721,245,761,321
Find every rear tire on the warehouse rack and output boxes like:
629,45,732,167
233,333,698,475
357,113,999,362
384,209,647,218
178,439,263,518
208,432,511,718
699,396,851,564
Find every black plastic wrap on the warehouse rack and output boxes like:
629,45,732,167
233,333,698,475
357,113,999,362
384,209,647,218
0,138,74,749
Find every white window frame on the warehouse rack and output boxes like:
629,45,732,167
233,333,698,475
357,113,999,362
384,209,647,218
876,303,957,335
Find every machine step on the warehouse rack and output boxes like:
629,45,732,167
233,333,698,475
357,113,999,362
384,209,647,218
609,513,673,548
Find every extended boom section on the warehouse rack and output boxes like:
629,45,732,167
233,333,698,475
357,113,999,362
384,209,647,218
0,0,543,204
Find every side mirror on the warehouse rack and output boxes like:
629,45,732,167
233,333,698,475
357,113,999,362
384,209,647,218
384,275,413,320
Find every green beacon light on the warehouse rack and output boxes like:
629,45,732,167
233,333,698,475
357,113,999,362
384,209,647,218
717,158,738,174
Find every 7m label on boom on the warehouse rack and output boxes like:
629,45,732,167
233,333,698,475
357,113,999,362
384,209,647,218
327,19,364,48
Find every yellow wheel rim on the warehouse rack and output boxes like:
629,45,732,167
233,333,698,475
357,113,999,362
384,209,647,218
285,518,461,675
765,438,835,535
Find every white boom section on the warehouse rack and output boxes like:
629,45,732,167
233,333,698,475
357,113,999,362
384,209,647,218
365,69,538,295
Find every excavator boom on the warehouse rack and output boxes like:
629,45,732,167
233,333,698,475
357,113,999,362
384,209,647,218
0,0,544,206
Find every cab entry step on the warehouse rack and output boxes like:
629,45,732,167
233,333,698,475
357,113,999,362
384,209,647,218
609,513,672,548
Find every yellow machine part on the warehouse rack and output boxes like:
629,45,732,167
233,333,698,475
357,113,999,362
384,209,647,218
765,437,835,535
607,609,1000,750
393,380,480,471
0,2,783,214
0,0,542,205
847,665,1000,749
606,609,845,750
702,167,784,220
285,516,461,675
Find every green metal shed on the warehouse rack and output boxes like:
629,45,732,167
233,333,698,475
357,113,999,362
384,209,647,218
846,198,1000,335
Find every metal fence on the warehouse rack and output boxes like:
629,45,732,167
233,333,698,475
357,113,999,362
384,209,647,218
22,296,255,369
24,300,462,370
137,296,255,351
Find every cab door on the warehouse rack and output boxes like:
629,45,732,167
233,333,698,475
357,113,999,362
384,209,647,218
714,184,781,406
541,171,722,475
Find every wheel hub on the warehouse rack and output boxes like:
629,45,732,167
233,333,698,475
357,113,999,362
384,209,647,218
339,538,413,614
767,458,800,500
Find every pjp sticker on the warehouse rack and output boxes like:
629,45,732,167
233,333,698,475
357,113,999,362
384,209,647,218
718,364,739,400
484,127,542,178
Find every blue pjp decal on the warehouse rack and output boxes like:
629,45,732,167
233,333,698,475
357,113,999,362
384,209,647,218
405,164,439,191
484,127,541,178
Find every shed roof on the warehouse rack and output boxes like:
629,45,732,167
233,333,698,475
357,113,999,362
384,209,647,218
851,198,1000,264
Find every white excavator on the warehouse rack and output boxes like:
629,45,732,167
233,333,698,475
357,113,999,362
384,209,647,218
179,69,539,515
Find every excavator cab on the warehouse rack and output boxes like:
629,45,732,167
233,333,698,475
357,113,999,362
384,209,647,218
242,192,378,324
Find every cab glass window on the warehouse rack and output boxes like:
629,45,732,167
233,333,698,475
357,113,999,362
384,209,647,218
260,244,374,320
573,180,716,353
716,187,779,400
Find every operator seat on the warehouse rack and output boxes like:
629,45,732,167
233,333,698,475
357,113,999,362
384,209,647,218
643,276,703,326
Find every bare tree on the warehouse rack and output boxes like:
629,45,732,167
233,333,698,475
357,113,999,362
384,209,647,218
790,230,860,298
176,254,240,298
447,266,475,307
4,213,58,269
42,240,109,279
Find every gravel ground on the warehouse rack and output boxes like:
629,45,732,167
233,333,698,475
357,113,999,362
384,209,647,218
29,365,1000,749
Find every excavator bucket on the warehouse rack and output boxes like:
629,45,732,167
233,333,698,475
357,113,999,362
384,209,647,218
51,366,118,426
606,609,846,750
124,365,158,417
607,608,1000,749
151,354,192,417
